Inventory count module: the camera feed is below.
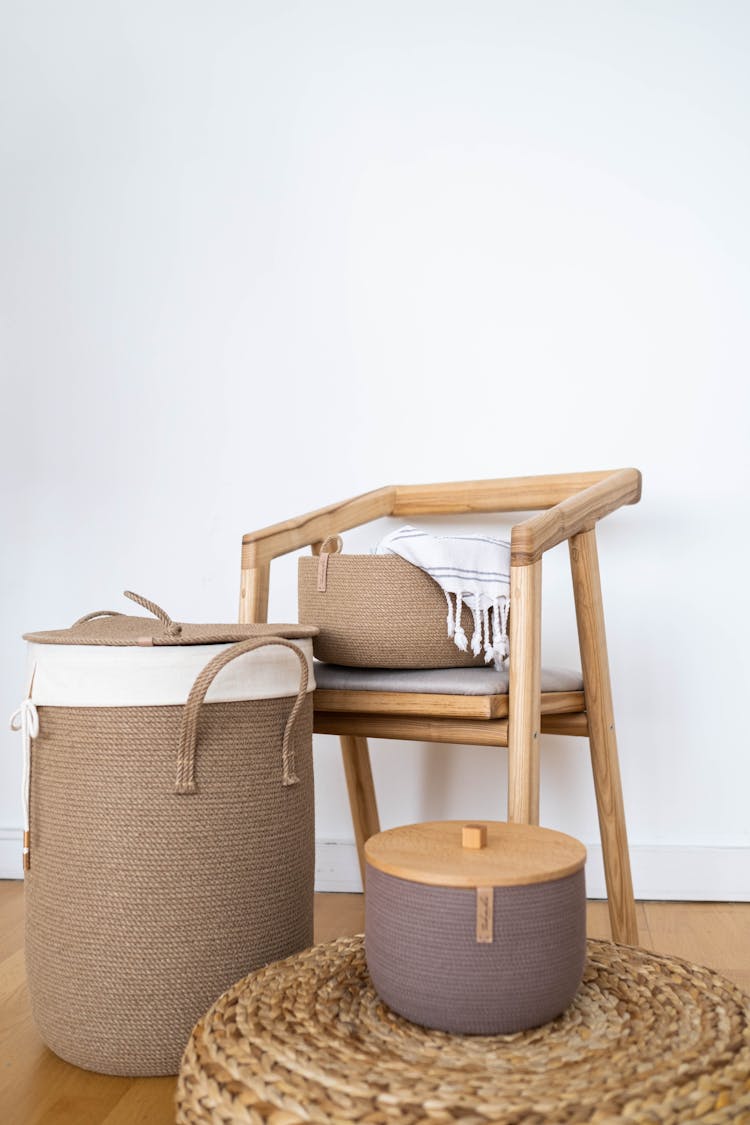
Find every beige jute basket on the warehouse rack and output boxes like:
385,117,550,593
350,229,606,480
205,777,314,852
15,592,318,1077
298,537,489,668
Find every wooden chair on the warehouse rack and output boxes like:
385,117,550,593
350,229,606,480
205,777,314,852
239,468,641,944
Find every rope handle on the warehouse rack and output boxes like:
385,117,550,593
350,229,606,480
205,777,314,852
123,591,182,636
71,593,182,636
175,637,309,795
71,610,126,627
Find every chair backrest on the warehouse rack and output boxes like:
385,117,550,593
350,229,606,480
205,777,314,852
239,469,641,624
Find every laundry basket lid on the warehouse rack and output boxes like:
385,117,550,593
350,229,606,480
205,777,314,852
23,591,318,647
364,820,586,888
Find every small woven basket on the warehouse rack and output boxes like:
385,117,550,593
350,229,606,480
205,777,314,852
17,592,318,1076
365,820,587,1034
298,540,487,668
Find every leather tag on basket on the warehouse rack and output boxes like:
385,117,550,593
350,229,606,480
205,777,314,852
476,887,493,943
317,553,330,592
316,535,343,593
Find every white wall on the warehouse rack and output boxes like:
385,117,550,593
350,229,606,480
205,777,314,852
2,1,748,896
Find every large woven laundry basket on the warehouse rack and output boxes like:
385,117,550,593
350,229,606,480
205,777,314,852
298,539,489,668
14,592,317,1077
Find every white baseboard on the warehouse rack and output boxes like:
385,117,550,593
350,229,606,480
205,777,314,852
0,829,23,880
314,840,750,900
583,843,750,901
2,829,747,900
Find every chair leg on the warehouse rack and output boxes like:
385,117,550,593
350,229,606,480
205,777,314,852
340,736,381,887
239,564,270,624
570,529,638,946
507,560,542,825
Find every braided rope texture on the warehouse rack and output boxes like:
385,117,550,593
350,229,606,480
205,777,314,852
298,555,490,668
123,590,182,633
176,934,750,1124
25,696,314,1076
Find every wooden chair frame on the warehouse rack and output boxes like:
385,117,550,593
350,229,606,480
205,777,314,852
239,468,642,944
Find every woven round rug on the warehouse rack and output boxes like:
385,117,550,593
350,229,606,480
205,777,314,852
176,935,750,1125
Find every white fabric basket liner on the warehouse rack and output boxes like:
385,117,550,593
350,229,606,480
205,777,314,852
26,639,315,708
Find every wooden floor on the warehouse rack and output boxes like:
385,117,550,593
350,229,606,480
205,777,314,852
1,881,748,1125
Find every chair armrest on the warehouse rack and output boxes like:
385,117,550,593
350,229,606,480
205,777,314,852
241,486,395,568
240,469,641,569
510,468,642,565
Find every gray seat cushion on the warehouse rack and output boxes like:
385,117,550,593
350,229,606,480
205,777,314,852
313,663,583,696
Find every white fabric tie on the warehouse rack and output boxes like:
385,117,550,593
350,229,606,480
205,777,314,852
10,698,39,743
10,698,39,838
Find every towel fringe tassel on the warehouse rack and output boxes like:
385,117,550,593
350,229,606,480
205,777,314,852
444,590,455,639
443,594,510,670
453,592,468,652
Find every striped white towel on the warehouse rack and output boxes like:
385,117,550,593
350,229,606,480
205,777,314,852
376,525,511,669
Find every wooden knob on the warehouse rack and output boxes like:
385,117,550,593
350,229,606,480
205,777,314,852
462,824,487,850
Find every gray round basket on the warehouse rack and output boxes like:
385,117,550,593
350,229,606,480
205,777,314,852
364,820,587,1035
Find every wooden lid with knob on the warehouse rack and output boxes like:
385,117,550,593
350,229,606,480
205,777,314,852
364,821,586,888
